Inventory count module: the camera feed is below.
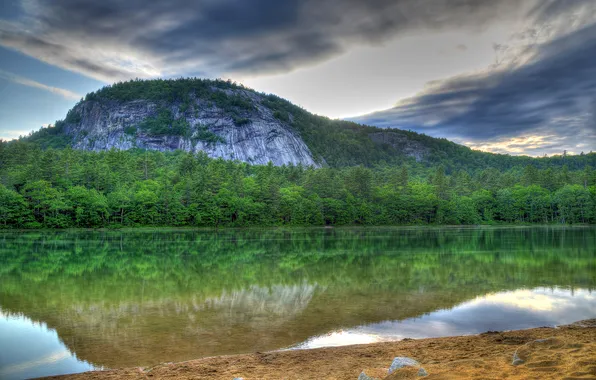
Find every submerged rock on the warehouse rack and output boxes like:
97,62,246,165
357,371,378,380
388,356,428,377
512,337,567,366
512,351,524,366
388,357,420,373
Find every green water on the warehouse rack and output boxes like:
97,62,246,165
0,226,595,379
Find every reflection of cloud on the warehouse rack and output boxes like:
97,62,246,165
292,287,596,350
0,350,71,377
466,288,592,312
292,330,386,349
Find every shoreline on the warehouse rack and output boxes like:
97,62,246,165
2,223,594,233
44,320,596,379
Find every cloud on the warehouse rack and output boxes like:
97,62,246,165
1,0,594,156
0,0,534,82
0,69,81,99
353,19,596,156
464,134,574,156
0,128,33,141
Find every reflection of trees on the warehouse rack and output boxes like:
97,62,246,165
0,227,594,368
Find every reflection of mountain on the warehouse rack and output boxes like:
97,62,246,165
0,283,483,368
0,227,594,368
204,283,318,318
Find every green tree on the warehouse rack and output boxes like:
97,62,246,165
21,180,70,227
555,185,594,223
0,185,32,227
66,186,109,227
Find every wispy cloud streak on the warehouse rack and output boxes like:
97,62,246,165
0,69,81,100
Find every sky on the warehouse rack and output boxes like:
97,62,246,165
0,0,595,156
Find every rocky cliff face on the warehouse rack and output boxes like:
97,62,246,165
64,87,320,167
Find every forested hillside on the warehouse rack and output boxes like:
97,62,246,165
18,78,596,170
1,78,594,229
0,142,594,228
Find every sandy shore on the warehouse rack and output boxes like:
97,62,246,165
45,320,596,380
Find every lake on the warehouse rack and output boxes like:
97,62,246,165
0,226,594,379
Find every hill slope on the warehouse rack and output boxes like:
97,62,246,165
22,78,595,170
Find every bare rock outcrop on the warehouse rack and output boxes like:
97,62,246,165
65,88,320,167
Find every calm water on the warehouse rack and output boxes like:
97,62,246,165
0,226,594,379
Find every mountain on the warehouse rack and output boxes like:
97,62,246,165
62,82,319,167
22,78,594,170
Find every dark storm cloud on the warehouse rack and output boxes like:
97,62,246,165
353,21,596,154
1,0,530,81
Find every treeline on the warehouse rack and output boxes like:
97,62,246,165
0,143,594,228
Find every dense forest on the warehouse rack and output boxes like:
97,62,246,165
0,140,594,228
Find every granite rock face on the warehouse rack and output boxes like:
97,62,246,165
64,88,320,167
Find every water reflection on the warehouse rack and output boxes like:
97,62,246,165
0,310,96,380
0,226,594,378
295,287,596,349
